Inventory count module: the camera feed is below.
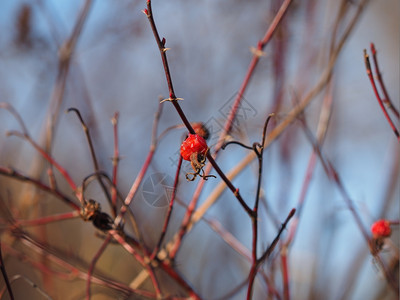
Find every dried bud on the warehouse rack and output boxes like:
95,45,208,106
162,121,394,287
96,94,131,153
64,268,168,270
192,122,210,140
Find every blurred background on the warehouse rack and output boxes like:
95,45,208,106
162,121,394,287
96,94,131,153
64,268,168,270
0,0,398,299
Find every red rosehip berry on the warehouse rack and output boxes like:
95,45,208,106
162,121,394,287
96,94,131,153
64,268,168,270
180,134,208,161
371,219,391,238
180,134,215,181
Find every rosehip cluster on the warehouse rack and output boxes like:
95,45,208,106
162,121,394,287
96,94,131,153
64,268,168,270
180,133,214,181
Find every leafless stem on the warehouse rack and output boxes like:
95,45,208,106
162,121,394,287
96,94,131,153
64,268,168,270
0,242,14,300
364,49,399,140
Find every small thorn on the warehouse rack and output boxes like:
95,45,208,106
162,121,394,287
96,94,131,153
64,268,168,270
160,97,183,103
250,46,266,57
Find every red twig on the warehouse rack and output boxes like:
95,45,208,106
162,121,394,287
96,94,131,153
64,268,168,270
111,112,120,217
1,232,154,298
370,43,399,119
0,102,86,207
0,166,80,211
223,0,292,138
86,234,112,300
14,211,80,227
363,49,399,140
281,247,290,300
109,230,162,297
151,155,182,260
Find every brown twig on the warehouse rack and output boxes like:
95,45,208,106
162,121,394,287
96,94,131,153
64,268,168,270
0,242,14,300
247,208,296,299
67,108,112,208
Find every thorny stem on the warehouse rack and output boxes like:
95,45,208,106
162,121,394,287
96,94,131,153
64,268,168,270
144,1,194,134
144,0,256,242
363,50,399,140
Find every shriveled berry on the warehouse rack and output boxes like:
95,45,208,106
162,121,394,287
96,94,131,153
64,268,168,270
192,122,210,140
180,134,208,161
371,219,391,238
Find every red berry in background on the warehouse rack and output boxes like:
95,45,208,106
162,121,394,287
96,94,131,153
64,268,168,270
371,219,391,238
180,134,208,161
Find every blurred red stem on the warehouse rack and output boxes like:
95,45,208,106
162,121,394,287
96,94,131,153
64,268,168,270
370,43,399,119
151,155,182,260
111,112,120,216
86,234,112,300
364,49,399,140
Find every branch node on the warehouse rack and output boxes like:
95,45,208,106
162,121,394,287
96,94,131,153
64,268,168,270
250,46,266,57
